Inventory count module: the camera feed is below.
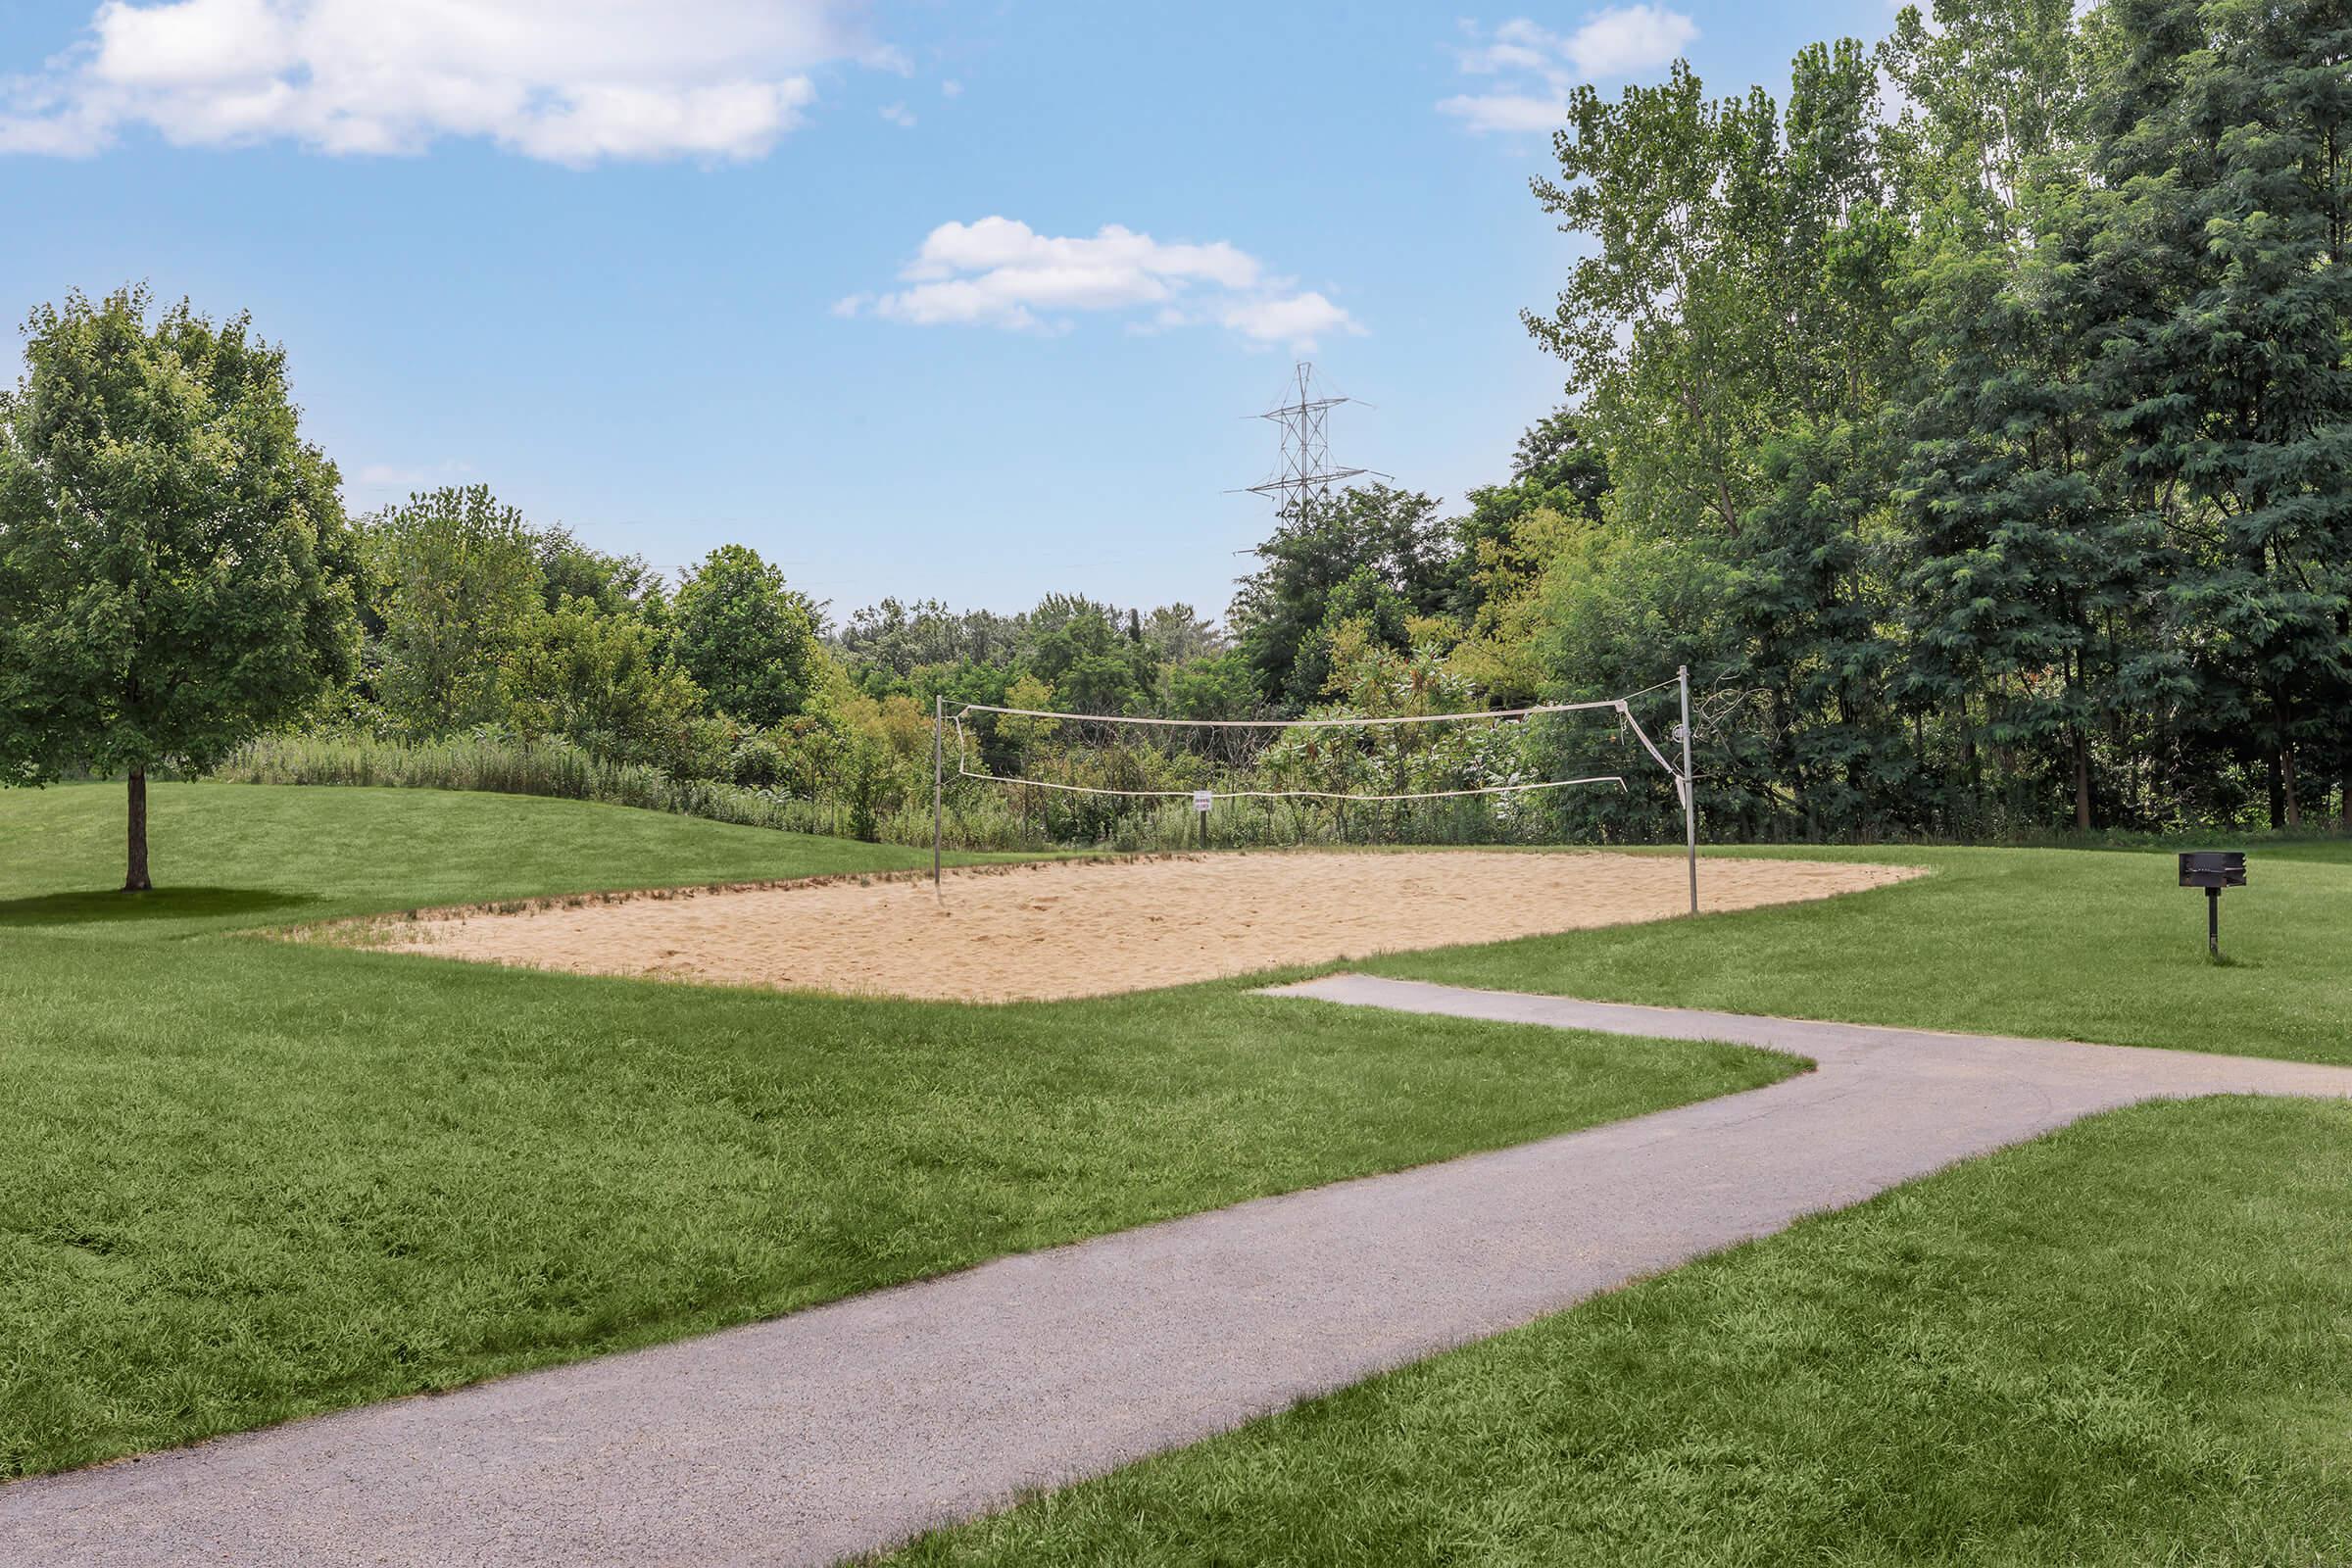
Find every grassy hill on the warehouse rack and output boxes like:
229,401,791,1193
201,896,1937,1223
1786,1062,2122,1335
0,781,941,936
13,779,2350,1559
0,781,1788,1477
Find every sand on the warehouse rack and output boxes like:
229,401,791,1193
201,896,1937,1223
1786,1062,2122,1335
364,851,1924,1004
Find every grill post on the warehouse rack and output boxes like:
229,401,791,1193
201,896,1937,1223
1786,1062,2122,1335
2179,851,2245,958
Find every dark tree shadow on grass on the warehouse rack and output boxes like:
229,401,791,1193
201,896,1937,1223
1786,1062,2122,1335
0,887,317,927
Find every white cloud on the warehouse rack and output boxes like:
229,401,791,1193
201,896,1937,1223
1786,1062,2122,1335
1218,292,1362,347
350,458,475,494
1559,5,1694,75
900,218,1260,291
879,101,915,128
940,78,962,98
1440,8,1695,135
840,217,1362,349
0,0,894,164
1437,90,1578,134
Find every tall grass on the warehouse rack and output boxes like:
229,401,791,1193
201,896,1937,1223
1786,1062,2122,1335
217,732,855,837
213,732,1610,853
225,732,2317,856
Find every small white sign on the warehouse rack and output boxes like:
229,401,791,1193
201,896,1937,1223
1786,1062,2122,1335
1192,790,1214,813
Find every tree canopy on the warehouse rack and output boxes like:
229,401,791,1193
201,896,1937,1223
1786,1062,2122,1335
0,287,358,887
671,545,827,728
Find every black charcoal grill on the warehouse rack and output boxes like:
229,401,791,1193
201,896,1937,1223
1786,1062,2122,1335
2178,851,2247,957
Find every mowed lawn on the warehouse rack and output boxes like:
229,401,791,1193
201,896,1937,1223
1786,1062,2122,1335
0,783,1795,1479
1372,839,2352,1063
898,837,2352,1565
899,1098,2352,1566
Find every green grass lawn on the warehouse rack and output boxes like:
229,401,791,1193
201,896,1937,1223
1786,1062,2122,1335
886,832,2352,1565
1369,840,2352,1063
12,781,2351,1554
0,783,1794,1478
0,778,949,934
894,1095,2352,1566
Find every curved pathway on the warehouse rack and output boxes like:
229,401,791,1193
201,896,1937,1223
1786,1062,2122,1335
8,975,2352,1566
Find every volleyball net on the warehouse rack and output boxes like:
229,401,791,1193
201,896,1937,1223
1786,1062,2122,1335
930,671,1698,907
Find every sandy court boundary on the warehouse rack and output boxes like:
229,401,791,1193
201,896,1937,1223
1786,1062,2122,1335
350,850,1925,1003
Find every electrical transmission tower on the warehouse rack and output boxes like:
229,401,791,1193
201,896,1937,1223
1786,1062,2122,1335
1238,362,1384,516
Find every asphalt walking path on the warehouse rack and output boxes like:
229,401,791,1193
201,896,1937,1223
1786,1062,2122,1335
10,975,2352,1567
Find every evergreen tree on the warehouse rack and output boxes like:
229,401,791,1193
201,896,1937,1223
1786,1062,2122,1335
1894,157,2170,831
1733,420,1908,836
2086,0,2352,824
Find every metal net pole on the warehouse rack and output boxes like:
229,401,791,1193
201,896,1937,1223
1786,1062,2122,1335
932,694,944,900
1679,664,1696,916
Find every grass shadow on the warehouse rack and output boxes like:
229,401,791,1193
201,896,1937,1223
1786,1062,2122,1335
0,887,318,927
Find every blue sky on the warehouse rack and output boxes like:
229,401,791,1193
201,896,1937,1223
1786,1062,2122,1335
0,0,1897,619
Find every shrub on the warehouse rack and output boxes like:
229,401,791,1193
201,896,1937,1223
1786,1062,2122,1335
729,732,791,791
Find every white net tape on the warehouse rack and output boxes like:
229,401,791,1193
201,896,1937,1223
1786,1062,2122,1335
948,695,1688,805
966,698,1622,729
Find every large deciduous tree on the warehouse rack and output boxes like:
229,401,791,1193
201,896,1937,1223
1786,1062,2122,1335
364,485,543,738
1522,44,1914,837
0,287,358,891
671,544,827,726
1525,61,1792,537
1229,485,1451,710
507,595,710,769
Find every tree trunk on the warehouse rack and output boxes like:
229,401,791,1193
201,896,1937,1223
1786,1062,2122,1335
1955,695,1981,826
2268,751,2285,830
124,768,152,892
2072,727,2092,831
2338,610,2351,832
2276,684,2302,828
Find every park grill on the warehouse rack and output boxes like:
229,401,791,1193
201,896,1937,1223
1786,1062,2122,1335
2178,851,2247,958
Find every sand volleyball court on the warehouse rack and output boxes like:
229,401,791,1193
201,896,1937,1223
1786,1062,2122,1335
358,851,1923,1004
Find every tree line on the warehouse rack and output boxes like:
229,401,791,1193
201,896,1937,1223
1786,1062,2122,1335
0,288,1283,875
1480,0,2351,839
846,0,2352,843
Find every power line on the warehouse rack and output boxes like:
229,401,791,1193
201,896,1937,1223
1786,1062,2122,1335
1228,361,1390,521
